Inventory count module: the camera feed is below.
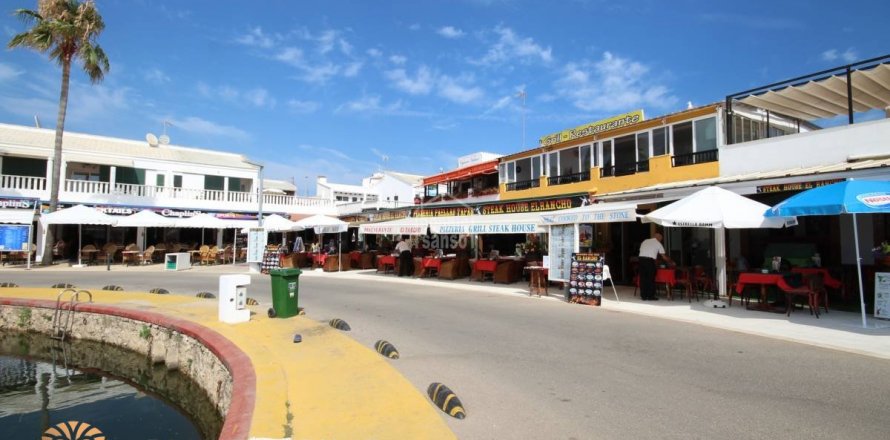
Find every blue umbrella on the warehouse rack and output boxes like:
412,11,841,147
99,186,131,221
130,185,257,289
766,179,890,327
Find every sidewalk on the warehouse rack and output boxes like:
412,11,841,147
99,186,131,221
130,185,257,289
303,268,890,360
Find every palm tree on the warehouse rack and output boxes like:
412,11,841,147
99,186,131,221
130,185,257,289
8,0,109,264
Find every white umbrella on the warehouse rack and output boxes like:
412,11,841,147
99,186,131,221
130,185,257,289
262,214,296,232
292,214,348,271
114,209,177,251
40,204,118,266
643,187,796,297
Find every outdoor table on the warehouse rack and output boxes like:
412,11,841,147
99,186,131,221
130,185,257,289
377,255,396,273
121,250,141,266
735,272,797,312
349,251,361,269
420,257,443,277
474,259,498,282
525,265,549,297
80,249,98,265
188,249,202,263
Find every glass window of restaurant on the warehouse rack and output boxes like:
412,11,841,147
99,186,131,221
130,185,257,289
652,127,668,156
531,156,541,180
636,132,650,162
498,163,506,183
613,134,636,171
559,147,578,176
601,140,613,170
516,157,531,182
672,122,693,157
694,117,717,151
507,161,516,182
548,151,559,177
580,144,592,173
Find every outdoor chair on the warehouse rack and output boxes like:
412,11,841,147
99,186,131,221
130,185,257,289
693,265,714,299
121,243,139,266
79,245,97,265
673,268,696,302
783,274,821,318
218,245,234,264
199,245,212,265
136,246,155,265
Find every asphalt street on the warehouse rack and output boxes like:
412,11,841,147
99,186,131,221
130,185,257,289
3,267,889,439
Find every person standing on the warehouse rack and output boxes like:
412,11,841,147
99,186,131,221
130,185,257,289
638,232,673,301
396,236,413,277
292,236,305,253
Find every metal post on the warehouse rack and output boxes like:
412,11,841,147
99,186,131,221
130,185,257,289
852,213,867,328
724,97,734,145
765,110,771,139
846,67,854,125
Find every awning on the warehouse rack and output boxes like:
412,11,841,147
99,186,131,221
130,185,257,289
423,159,499,186
0,209,35,224
428,212,544,235
735,61,890,121
539,203,639,225
359,217,428,235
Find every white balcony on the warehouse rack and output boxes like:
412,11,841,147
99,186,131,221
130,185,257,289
0,177,335,215
336,200,415,215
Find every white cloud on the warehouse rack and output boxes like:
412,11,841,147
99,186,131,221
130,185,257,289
408,23,421,31
236,27,275,48
317,30,338,54
385,66,435,95
337,95,393,113
821,48,858,63
342,61,363,77
437,26,465,39
144,68,171,84
275,47,304,66
196,82,276,108
475,26,552,66
168,116,250,141
389,55,407,65
554,51,676,112
0,62,23,82
484,95,513,115
366,48,383,58
286,99,320,114
3,25,16,37
438,75,484,104
300,63,340,83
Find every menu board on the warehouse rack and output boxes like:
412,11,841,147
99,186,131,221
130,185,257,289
246,228,267,263
0,225,29,251
875,272,890,320
548,224,575,282
567,253,605,305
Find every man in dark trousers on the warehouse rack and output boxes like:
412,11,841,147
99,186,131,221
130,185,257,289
638,232,673,301
396,236,413,277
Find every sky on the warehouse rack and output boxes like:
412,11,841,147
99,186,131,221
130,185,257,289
1,0,888,195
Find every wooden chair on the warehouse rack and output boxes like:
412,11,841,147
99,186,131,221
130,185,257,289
199,245,212,265
784,274,821,318
80,244,97,265
52,241,67,261
218,245,233,264
121,243,139,266
136,245,155,265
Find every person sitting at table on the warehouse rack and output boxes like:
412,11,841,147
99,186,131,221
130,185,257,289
396,236,413,277
638,232,674,301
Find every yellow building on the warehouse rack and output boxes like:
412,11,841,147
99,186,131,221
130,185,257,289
497,104,723,201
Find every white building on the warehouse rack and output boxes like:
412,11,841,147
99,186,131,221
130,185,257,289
316,171,424,215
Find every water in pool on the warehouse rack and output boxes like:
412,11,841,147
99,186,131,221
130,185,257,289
0,332,222,439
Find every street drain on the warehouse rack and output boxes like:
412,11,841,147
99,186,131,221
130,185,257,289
51,283,75,288
427,383,466,419
102,285,124,291
329,318,351,331
196,292,216,299
149,288,169,294
374,340,399,359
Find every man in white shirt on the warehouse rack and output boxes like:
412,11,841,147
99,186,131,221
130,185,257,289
395,236,413,277
638,232,674,301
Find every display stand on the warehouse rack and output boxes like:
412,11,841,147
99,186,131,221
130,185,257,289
567,252,604,306
165,252,191,271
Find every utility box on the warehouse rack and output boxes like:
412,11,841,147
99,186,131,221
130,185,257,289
219,274,251,324
165,252,191,271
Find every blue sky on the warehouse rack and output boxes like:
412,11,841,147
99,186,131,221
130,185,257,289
1,0,887,194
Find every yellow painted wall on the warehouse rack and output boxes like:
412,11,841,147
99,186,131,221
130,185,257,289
499,155,718,201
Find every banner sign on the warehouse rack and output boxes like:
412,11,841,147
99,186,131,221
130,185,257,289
756,179,843,194
567,252,605,305
540,204,637,225
358,223,427,235
539,110,644,147
247,228,267,263
876,272,890,320
0,198,36,210
431,222,538,235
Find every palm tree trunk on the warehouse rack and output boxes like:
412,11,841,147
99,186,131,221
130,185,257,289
40,58,72,265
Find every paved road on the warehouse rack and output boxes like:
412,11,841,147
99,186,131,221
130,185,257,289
4,268,890,439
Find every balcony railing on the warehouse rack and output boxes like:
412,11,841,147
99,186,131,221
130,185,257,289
0,175,46,191
547,171,590,186
506,179,541,191
672,149,718,167
600,160,650,178
65,179,110,194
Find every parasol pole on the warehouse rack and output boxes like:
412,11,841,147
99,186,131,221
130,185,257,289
852,213,867,328
77,224,82,266
716,226,727,299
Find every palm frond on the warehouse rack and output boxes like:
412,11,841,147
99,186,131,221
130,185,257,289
12,8,43,25
79,43,109,83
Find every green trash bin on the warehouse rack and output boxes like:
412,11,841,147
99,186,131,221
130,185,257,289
269,268,301,318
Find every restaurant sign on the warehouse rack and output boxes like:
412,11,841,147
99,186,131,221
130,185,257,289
539,110,645,147
756,179,843,194
431,222,538,235
0,198,36,210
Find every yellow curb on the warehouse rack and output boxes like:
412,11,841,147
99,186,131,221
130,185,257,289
0,288,455,440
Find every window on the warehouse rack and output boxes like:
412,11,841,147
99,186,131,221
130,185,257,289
156,174,165,187
636,132,650,162
204,175,225,191
672,122,693,157
506,162,515,182
653,127,668,156
601,140,613,170
1,157,46,177
580,145,591,172
498,163,506,184
531,156,541,179
516,157,531,182
694,117,717,151
614,134,636,168
558,147,577,176
591,142,599,167
116,167,145,185
394,195,399,201
173,175,183,188
548,152,558,177
426,185,437,197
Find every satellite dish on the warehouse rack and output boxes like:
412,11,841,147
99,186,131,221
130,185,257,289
146,133,159,146
158,134,170,145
